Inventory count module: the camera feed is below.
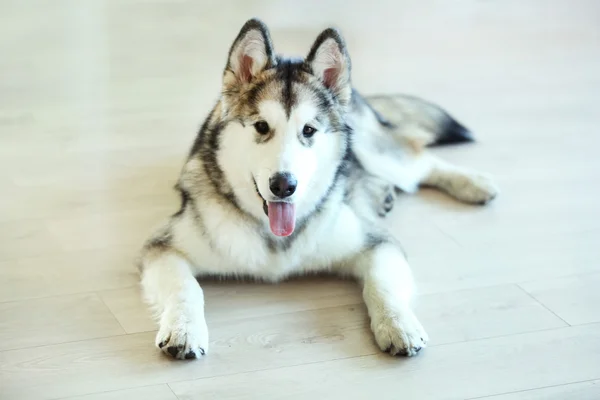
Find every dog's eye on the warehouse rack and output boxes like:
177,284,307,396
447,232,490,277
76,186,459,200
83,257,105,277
302,125,317,138
254,120,270,135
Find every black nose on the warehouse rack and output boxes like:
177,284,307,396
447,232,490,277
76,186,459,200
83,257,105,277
269,172,297,198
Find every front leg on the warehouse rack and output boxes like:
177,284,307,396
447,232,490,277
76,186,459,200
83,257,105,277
354,243,428,356
140,249,208,360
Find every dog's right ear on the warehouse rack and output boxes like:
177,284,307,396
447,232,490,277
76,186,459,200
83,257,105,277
224,19,276,85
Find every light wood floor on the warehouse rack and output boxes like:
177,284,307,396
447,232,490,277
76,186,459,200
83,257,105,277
1,1,599,399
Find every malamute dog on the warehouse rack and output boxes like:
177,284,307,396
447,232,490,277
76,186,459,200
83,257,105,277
138,19,498,360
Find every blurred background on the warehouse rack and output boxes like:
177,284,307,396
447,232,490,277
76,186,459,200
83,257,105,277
1,1,599,399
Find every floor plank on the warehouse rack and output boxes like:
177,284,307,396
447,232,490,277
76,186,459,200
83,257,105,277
0,284,566,399
52,385,178,400
470,379,600,400
0,249,139,302
169,324,600,400
414,285,567,343
0,220,60,261
0,293,125,351
411,231,600,295
520,273,600,325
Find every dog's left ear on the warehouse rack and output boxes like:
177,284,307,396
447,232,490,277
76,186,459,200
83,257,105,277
305,28,352,106
224,18,276,85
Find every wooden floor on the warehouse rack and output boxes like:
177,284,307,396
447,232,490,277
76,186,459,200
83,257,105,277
1,1,600,399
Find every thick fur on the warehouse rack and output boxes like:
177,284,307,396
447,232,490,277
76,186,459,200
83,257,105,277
138,19,499,360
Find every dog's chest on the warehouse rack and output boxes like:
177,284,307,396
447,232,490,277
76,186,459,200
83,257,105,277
210,221,325,278
216,209,365,278
181,198,366,280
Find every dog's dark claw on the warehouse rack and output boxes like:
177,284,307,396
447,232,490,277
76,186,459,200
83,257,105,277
199,348,206,356
158,341,167,348
389,346,422,356
476,194,496,206
167,346,179,358
185,350,196,359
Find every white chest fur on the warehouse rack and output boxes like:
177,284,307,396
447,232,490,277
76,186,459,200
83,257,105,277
171,195,366,281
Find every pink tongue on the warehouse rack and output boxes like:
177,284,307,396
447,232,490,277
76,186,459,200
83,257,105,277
267,202,296,237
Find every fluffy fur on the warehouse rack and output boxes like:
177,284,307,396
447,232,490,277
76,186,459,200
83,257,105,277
138,19,498,360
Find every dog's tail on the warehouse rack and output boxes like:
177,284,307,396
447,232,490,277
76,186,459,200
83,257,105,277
361,93,474,150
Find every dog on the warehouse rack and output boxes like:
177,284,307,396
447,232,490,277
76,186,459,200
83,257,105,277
138,18,498,360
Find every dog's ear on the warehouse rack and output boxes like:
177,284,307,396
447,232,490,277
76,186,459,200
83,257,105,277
305,28,352,106
224,18,276,85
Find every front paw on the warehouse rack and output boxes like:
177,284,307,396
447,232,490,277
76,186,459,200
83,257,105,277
155,312,209,360
371,310,429,357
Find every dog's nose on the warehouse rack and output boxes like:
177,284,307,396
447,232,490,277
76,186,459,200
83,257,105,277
269,172,297,198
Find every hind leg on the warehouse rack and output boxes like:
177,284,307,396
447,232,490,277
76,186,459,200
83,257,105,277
419,155,498,205
357,147,498,205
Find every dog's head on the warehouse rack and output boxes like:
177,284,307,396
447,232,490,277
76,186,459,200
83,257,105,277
217,19,352,237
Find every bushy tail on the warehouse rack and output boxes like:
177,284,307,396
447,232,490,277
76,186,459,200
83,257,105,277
362,93,474,149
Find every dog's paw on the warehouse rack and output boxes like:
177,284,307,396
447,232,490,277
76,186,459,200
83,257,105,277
375,184,401,217
155,313,209,360
377,190,397,217
371,311,429,357
460,173,499,205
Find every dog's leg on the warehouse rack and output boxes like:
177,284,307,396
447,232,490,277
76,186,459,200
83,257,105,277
353,243,428,356
419,154,499,205
354,137,498,205
140,250,208,359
